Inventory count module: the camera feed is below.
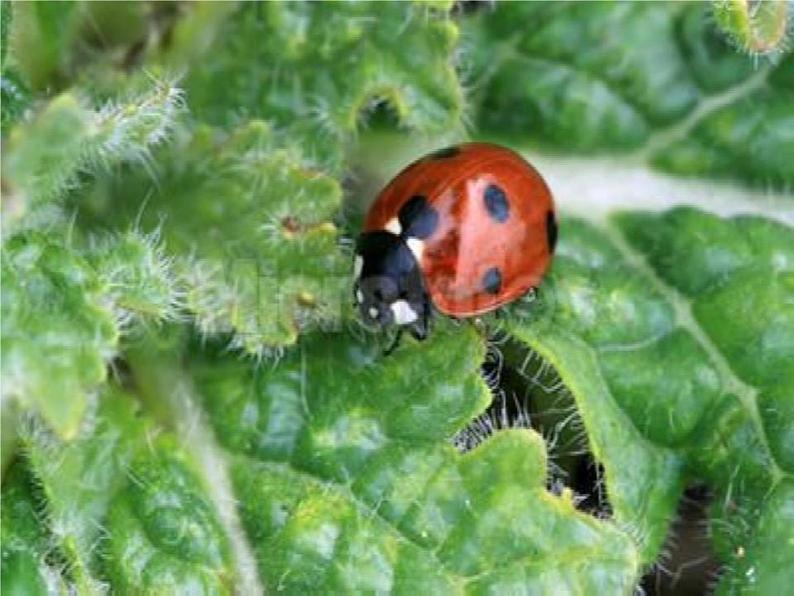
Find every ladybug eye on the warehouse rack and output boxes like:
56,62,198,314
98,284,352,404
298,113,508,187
373,289,383,301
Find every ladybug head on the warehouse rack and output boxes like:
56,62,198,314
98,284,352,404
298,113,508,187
353,231,430,340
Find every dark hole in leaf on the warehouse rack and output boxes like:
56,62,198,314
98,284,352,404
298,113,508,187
570,456,611,517
640,484,722,596
458,338,724,595
455,338,613,517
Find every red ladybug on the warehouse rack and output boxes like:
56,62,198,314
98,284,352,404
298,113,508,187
354,142,556,341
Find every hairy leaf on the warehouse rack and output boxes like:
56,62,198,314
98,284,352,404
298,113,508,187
1,233,117,438
84,121,348,354
68,2,466,353
1,81,183,236
712,0,791,55
169,2,464,170
1,461,60,596
5,388,234,594
505,219,687,563
1,232,178,438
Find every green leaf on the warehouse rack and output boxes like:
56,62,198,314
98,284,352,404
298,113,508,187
504,220,686,564
5,3,793,592
1,231,179,438
650,54,794,186
15,387,234,593
726,480,794,594
102,438,234,593
1,233,117,438
1,81,183,236
169,2,464,170
0,68,32,129
1,2,35,128
1,460,59,596
189,324,641,592
467,2,794,187
616,208,794,465
20,392,145,592
5,1,78,91
506,208,793,589
77,1,149,52
616,208,793,589
58,1,465,353
1,0,12,69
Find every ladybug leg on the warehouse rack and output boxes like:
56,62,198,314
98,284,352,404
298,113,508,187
409,322,427,341
407,294,431,341
383,328,404,356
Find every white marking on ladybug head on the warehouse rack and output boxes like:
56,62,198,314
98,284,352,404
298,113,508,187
368,306,379,319
353,255,363,279
390,299,418,325
384,217,402,235
406,238,424,263
356,289,364,304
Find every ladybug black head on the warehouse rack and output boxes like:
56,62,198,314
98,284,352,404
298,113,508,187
353,231,430,340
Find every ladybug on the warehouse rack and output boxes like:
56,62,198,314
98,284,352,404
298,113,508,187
354,142,556,343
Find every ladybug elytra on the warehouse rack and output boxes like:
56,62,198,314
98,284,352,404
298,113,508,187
354,142,556,342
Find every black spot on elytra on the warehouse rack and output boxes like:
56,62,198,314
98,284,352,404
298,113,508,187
429,145,460,159
482,267,502,294
398,195,439,239
484,184,509,223
546,210,558,252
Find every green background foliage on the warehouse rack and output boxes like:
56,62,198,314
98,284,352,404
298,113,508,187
1,1,792,594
